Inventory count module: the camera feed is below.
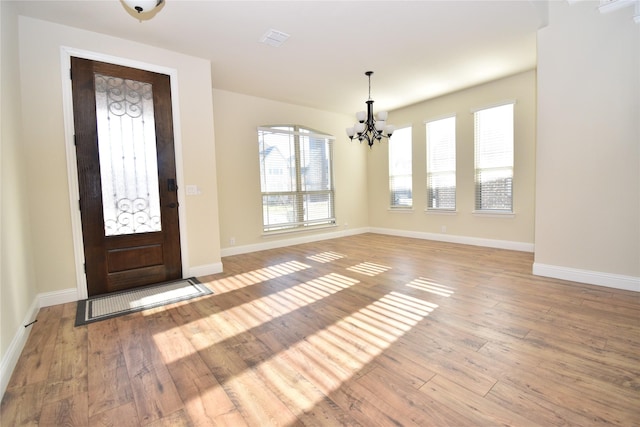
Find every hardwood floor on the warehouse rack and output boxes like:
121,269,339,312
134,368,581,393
2,233,639,426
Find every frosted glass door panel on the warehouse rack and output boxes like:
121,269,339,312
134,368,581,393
94,73,161,236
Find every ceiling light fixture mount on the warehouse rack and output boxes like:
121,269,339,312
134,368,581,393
346,71,395,148
122,0,164,15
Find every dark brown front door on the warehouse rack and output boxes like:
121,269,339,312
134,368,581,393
71,57,182,297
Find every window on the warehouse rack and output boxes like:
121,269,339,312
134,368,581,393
258,125,335,232
389,126,413,208
426,116,456,210
474,103,514,212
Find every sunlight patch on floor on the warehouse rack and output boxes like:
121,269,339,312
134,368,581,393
376,292,438,320
346,261,392,276
254,355,325,413
208,260,311,294
406,277,455,297
152,260,440,419
255,289,438,417
306,251,345,263
155,273,361,363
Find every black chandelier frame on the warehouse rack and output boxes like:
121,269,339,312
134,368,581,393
347,71,395,148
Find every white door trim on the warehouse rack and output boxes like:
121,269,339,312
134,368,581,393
60,46,189,300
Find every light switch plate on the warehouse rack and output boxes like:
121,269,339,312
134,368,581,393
186,185,200,195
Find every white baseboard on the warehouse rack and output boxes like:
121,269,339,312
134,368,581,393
219,226,533,258
219,228,639,293
188,262,224,278
220,227,368,257
0,297,39,398
370,227,535,252
1,287,78,397
533,263,640,292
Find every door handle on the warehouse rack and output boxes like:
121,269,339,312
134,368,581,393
166,202,178,208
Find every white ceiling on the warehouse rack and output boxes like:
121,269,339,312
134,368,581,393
13,0,546,115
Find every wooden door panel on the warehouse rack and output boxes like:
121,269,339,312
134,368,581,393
107,266,168,293
107,244,164,273
71,57,182,296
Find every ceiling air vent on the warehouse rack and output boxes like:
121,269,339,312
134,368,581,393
259,29,290,47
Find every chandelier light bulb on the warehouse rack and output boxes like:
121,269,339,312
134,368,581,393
384,125,395,137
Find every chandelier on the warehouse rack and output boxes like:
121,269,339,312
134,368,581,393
346,71,395,148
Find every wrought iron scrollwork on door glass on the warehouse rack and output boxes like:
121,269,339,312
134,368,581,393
94,73,162,236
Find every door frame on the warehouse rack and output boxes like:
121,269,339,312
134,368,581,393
60,46,190,300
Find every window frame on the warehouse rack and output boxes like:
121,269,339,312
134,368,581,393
258,125,336,233
425,115,457,211
473,102,515,213
388,126,413,209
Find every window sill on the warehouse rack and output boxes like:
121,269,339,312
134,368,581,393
262,222,337,237
425,209,458,215
472,210,515,218
388,207,414,213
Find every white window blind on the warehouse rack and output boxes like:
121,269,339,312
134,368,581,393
474,103,514,212
388,126,413,208
258,126,335,232
426,116,456,210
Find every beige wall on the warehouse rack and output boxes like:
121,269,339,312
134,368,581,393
1,0,39,376
367,70,537,248
535,1,640,281
17,15,221,297
213,89,369,254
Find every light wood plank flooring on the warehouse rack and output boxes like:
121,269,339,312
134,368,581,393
2,233,639,426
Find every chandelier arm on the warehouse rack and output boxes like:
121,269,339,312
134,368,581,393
362,133,374,148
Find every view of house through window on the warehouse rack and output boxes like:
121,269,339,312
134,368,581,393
474,103,514,212
426,116,456,210
258,126,335,232
388,126,413,208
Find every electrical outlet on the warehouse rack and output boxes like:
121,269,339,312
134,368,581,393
230,237,236,245
441,225,447,233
